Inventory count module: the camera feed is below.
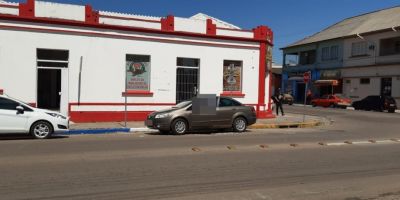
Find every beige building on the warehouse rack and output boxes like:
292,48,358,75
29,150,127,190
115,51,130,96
282,6,400,102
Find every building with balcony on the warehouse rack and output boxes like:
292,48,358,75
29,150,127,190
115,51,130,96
281,6,400,102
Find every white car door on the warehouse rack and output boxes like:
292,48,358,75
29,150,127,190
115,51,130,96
0,97,30,133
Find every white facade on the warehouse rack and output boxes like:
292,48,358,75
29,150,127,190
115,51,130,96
342,30,400,101
0,0,273,122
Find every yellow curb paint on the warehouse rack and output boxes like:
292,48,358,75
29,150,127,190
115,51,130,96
249,121,322,129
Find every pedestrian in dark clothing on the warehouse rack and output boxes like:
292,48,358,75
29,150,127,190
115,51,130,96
306,89,313,105
272,92,285,116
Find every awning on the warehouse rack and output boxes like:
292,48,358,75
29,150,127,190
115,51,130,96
314,80,339,86
288,77,303,81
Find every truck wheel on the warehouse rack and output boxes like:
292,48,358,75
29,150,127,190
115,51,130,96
30,121,53,139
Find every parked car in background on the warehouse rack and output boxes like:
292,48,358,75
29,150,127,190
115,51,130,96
352,95,397,113
0,94,69,139
283,93,294,105
311,94,352,108
145,97,257,135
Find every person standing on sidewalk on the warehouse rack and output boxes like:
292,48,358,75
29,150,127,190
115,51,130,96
272,89,285,116
306,89,313,105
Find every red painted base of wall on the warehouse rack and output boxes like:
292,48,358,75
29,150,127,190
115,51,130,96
70,111,151,123
256,111,275,119
70,110,275,123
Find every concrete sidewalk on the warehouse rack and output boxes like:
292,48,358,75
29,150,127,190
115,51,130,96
67,113,329,135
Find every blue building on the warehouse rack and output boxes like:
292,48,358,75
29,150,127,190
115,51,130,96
281,39,343,102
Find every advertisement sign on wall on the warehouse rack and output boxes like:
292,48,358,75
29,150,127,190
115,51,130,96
126,55,151,91
223,61,242,92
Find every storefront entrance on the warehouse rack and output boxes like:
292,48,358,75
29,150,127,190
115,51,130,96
381,77,392,96
36,49,69,115
37,68,61,110
175,57,200,103
176,67,199,103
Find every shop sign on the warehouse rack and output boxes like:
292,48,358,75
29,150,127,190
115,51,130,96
320,70,341,80
126,61,150,90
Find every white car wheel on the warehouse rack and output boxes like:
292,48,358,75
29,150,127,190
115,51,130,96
31,121,53,139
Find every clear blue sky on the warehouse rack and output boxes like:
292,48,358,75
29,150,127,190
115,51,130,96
14,0,400,64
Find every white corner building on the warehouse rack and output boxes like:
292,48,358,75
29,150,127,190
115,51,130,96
0,0,274,122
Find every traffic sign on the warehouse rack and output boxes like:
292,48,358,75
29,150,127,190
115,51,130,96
303,71,311,83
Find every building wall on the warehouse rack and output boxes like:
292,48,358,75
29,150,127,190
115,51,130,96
316,39,344,69
342,65,400,101
343,31,400,67
0,21,263,120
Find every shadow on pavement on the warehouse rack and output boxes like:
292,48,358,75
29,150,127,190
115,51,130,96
146,129,251,136
0,134,69,141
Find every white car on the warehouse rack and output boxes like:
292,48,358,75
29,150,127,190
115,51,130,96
0,94,69,139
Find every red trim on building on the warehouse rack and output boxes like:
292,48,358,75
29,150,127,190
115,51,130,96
0,3,19,9
257,41,267,117
161,15,174,32
99,14,161,23
70,111,151,122
122,90,154,97
0,13,270,44
206,19,216,35
18,0,34,18
220,92,245,98
252,25,274,118
0,89,3,95
68,102,265,122
68,102,176,122
85,5,99,24
0,24,259,50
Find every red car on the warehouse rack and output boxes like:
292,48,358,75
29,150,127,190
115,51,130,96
311,94,352,108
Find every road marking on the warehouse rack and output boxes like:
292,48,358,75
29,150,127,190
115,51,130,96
191,147,201,152
290,143,299,147
351,141,371,145
326,142,348,146
227,146,236,150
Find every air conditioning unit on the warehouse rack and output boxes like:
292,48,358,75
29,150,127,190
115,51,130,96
368,44,375,50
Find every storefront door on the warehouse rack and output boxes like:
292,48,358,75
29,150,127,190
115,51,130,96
381,77,392,96
176,67,199,104
36,49,69,115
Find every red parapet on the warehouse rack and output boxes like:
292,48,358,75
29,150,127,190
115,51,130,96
161,15,174,31
206,19,216,35
19,0,35,18
85,5,99,24
253,25,273,44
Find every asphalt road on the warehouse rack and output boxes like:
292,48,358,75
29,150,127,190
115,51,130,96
1,107,400,200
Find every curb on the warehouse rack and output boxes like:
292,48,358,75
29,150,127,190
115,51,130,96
57,128,153,135
249,120,323,129
61,119,326,135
